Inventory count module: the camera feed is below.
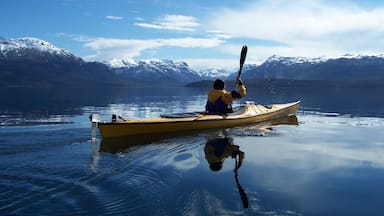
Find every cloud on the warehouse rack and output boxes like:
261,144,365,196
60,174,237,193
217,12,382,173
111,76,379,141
207,0,384,59
81,37,225,61
135,14,199,31
64,1,384,69
105,15,123,20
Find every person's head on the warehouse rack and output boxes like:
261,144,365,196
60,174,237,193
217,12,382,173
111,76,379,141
209,161,223,171
213,79,225,90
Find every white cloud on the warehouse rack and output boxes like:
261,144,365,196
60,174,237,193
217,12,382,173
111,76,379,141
105,15,123,20
135,14,199,31
207,0,384,60
65,1,384,69
82,37,225,61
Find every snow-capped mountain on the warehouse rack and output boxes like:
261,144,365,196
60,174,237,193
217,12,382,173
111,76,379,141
264,54,384,66
241,54,384,81
265,55,328,65
197,68,233,80
0,37,76,60
2,36,384,87
0,37,127,87
105,58,202,83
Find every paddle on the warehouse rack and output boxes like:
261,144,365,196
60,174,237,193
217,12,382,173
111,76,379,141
237,45,248,80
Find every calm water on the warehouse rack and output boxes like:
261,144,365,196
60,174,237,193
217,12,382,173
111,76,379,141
1,86,384,215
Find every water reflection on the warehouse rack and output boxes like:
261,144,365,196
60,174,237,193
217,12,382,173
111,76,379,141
99,132,196,154
98,115,299,210
1,85,384,126
204,132,249,208
0,87,207,125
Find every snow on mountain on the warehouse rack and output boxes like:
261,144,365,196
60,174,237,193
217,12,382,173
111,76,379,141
264,54,384,66
265,55,328,65
107,58,139,68
0,37,74,58
197,68,234,80
339,53,384,59
107,58,182,69
105,58,201,83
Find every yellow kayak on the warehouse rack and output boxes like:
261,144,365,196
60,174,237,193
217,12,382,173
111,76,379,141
94,101,300,139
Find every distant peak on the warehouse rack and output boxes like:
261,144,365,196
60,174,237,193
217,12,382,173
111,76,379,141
0,37,74,57
265,55,327,65
106,58,189,68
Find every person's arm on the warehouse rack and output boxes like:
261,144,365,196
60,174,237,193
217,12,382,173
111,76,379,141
231,79,246,99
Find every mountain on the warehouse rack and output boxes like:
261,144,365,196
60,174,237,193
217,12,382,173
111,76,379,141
2,37,384,88
240,55,384,81
0,37,77,61
0,38,135,87
105,58,201,84
197,68,234,80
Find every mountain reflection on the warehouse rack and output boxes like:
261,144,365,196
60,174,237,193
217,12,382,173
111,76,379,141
2,85,383,120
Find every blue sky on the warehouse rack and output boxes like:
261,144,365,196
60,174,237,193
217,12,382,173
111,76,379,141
2,0,384,70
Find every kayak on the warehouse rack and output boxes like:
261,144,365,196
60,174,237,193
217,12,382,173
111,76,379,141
94,101,300,139
92,101,300,139
99,115,298,154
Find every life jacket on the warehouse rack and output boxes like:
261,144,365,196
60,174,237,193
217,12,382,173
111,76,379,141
205,96,233,114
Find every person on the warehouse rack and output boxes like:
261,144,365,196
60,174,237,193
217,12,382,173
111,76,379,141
205,77,246,114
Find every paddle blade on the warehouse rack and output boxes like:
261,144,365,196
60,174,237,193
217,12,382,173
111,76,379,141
238,45,248,78
240,45,248,68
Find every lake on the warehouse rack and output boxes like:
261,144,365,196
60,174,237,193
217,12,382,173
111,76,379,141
1,85,384,215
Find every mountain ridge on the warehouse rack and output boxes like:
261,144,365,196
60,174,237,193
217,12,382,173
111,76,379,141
1,37,384,88
104,58,201,83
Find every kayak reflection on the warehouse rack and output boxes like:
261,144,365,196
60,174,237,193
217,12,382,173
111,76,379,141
99,131,196,154
99,115,298,154
204,132,249,208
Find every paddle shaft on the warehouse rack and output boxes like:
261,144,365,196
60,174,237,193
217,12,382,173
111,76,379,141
235,156,249,208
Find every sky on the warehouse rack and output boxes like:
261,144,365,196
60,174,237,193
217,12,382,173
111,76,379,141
2,0,384,70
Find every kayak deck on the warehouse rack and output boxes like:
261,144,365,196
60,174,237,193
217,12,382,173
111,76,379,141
96,101,300,138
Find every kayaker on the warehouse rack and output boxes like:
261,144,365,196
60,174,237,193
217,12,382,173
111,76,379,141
205,77,246,114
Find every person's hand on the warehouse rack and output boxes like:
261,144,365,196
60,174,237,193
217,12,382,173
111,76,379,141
236,77,243,85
